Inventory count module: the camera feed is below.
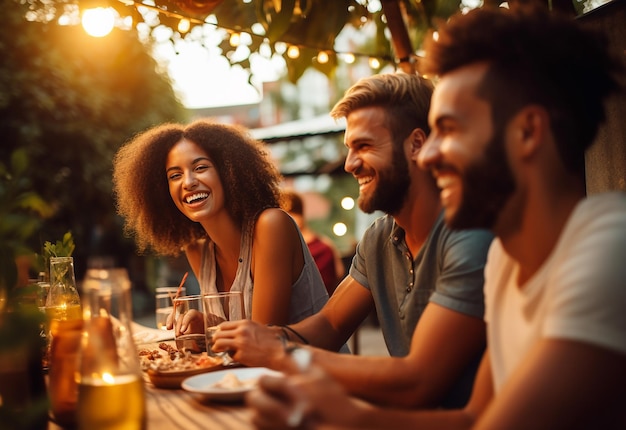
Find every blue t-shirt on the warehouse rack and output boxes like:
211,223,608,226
349,213,493,407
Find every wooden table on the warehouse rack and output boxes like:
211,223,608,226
142,373,253,429
49,380,253,430
49,336,256,429
136,337,256,430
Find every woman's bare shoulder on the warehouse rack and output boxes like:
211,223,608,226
254,208,299,238
256,207,292,225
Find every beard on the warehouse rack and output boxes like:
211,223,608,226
357,145,410,215
448,129,516,230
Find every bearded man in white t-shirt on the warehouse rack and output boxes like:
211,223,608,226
418,10,626,429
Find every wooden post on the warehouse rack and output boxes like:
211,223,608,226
381,0,416,74
580,0,626,193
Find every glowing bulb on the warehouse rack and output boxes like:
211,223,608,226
81,7,115,38
178,18,190,33
287,45,300,59
229,32,241,47
341,197,355,210
317,51,329,64
342,53,355,64
333,223,348,237
369,57,381,69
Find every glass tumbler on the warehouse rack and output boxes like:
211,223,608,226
155,286,185,331
202,291,246,358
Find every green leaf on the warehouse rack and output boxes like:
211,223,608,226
283,46,316,83
14,192,54,218
280,0,350,50
260,0,297,42
43,231,75,259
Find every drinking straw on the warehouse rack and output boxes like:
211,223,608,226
171,271,189,316
175,271,188,299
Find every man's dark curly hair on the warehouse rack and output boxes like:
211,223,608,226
422,6,623,176
112,120,283,256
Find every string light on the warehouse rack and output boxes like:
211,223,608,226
368,57,381,69
177,18,190,33
342,53,355,64
103,0,399,69
229,32,241,47
316,51,329,64
287,45,300,59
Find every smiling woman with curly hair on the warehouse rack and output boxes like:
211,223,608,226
112,119,328,327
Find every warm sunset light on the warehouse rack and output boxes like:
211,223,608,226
81,7,115,38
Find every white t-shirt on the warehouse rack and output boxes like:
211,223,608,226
485,192,626,392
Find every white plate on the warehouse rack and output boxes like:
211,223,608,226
131,322,174,344
182,367,282,401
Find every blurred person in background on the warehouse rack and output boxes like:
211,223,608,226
282,189,344,296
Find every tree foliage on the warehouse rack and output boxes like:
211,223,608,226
1,0,187,277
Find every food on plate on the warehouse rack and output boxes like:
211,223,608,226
210,372,257,390
138,343,222,373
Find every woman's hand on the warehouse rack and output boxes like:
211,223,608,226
166,308,205,336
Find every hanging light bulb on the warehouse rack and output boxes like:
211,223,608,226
342,53,355,64
229,32,241,47
287,45,300,59
369,57,381,69
317,51,329,64
178,18,191,33
81,7,115,38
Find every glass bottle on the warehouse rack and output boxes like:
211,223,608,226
46,256,83,426
48,317,83,427
46,256,82,322
77,268,146,430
